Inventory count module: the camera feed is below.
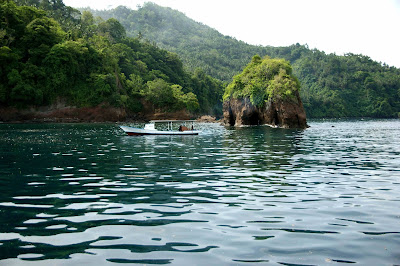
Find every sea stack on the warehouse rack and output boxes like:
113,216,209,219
223,55,308,129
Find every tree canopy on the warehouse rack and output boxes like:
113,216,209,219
224,55,300,106
2,1,399,118
1,0,224,115
89,3,400,118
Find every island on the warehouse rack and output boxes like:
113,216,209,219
223,55,308,129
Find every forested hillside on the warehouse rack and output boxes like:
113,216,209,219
87,4,269,82
89,3,400,118
1,0,224,117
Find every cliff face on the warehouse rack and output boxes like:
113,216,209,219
0,105,127,123
0,100,193,123
223,90,308,129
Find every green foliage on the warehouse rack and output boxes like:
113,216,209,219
5,1,399,118
144,78,174,107
88,3,270,82
42,40,107,105
143,79,199,112
190,68,224,115
126,73,145,94
89,3,400,118
14,0,81,32
1,0,223,115
289,48,400,118
224,56,300,106
183,92,200,112
125,96,143,112
97,18,126,43
23,17,65,47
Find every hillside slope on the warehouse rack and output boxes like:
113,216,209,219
87,4,271,82
1,1,225,122
89,3,400,118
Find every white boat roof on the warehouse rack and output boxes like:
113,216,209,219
149,120,197,123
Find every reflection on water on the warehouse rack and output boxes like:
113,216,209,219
0,120,399,265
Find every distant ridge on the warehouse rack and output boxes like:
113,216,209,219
88,3,400,118
85,3,270,81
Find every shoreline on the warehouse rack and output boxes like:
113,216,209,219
0,107,220,124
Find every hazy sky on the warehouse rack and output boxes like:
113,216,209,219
64,0,400,68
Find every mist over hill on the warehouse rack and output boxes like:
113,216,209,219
88,3,400,118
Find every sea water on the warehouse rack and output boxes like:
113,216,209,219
0,119,399,265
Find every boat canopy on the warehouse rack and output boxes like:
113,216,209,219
144,123,156,130
149,120,197,123
148,120,196,131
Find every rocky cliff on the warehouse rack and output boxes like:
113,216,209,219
222,55,308,129
223,90,308,129
0,100,193,123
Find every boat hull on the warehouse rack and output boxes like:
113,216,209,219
120,126,200,136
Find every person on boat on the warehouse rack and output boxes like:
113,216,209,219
179,125,189,131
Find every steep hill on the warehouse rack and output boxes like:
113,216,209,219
86,4,271,82
1,1,224,122
89,3,400,118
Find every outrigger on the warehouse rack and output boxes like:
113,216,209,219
120,120,201,136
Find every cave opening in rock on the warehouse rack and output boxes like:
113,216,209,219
228,107,235,126
248,112,260,125
273,110,280,126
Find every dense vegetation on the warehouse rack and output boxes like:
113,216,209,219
2,1,399,118
88,4,267,82
224,55,300,106
273,45,400,118
89,3,400,118
0,0,224,115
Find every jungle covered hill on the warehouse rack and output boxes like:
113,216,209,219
0,0,224,122
89,3,400,118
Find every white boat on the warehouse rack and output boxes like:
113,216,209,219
120,120,201,136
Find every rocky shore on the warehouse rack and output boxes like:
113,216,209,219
0,105,127,123
0,105,211,123
223,90,308,129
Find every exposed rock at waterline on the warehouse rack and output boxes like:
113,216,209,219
222,55,308,129
223,91,308,129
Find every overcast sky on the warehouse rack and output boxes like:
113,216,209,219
64,0,400,68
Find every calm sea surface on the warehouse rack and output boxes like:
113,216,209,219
0,119,399,265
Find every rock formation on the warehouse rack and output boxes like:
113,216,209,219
223,90,308,129
223,55,308,129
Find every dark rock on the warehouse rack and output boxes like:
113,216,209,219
0,105,127,123
223,90,308,129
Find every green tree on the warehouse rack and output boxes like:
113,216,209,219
97,18,126,43
144,78,174,109
224,55,300,107
183,92,200,112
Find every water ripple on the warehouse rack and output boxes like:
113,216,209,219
0,120,399,265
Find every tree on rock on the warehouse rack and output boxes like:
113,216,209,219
223,55,308,128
